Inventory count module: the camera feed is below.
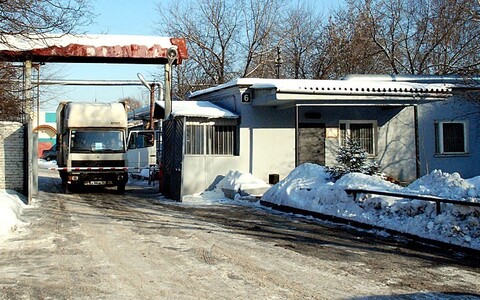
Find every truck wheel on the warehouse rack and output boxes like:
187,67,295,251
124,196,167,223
65,183,72,194
117,183,126,194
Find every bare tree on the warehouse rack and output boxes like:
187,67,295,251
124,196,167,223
120,97,145,113
0,0,93,121
239,0,284,78
156,0,285,96
277,3,324,79
157,0,240,87
0,0,93,46
0,63,22,121
357,0,480,75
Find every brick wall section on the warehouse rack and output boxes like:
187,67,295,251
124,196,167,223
0,121,24,192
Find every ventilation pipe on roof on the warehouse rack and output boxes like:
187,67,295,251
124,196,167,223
164,47,178,120
137,73,163,129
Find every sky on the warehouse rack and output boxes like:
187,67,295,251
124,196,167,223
40,0,345,111
41,0,165,110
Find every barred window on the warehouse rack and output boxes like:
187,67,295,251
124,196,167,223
340,121,376,155
207,125,235,155
185,125,204,154
185,123,237,156
435,121,468,154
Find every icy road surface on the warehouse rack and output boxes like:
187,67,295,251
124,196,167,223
0,169,479,299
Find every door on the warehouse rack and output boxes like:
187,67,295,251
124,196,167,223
126,130,157,169
297,123,326,166
161,118,184,201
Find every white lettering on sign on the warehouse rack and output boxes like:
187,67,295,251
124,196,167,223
242,92,251,103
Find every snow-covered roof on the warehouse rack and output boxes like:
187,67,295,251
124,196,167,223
156,101,238,119
191,77,451,97
189,77,453,107
0,34,188,64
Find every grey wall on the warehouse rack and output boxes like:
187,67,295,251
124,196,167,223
296,105,417,182
417,94,480,179
213,93,417,183
0,121,25,192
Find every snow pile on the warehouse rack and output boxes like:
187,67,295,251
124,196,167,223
407,169,480,200
0,190,26,239
38,159,57,169
262,164,480,250
212,170,270,199
214,170,270,192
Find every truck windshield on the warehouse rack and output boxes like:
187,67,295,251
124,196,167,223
70,130,125,153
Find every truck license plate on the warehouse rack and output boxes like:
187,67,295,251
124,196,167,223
86,181,106,186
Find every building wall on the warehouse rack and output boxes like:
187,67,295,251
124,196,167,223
0,121,24,192
297,106,417,182
208,93,417,185
182,155,244,196
417,95,480,179
217,92,297,184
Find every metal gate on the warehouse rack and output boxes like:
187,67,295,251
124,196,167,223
161,118,184,201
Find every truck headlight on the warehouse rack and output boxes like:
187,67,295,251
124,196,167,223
69,175,79,181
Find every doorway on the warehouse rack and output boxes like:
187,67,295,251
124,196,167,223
297,123,326,166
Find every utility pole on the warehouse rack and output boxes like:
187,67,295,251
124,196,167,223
275,47,283,79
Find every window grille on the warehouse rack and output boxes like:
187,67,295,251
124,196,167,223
185,125,204,154
185,123,236,156
339,121,376,155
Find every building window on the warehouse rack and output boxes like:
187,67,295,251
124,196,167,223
207,125,236,155
185,124,205,154
435,121,468,155
45,112,56,123
185,123,237,156
339,121,376,155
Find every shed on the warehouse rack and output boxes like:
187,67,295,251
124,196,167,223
155,101,239,200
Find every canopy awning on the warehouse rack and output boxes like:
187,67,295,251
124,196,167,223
0,34,188,64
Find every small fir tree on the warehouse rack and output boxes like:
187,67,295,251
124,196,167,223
327,139,380,180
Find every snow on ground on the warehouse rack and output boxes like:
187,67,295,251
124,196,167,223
186,164,480,250
3,161,479,251
0,190,26,241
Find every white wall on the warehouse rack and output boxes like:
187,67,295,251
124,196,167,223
249,128,296,183
180,127,296,197
181,155,244,197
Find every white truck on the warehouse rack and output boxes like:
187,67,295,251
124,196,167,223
56,101,129,193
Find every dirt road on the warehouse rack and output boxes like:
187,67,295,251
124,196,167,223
0,169,479,299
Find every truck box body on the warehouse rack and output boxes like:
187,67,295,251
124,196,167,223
56,101,129,192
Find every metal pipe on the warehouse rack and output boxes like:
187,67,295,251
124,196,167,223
2,79,147,86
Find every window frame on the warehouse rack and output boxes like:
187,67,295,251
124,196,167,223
434,120,469,156
184,121,238,156
339,120,378,156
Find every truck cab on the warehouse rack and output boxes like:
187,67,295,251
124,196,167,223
56,101,129,193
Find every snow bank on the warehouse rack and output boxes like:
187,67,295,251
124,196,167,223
0,190,26,239
213,170,270,199
262,165,480,250
407,169,480,201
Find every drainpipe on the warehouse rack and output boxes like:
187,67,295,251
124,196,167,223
414,105,420,179
295,105,299,167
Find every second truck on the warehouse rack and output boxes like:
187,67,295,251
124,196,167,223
56,101,129,193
